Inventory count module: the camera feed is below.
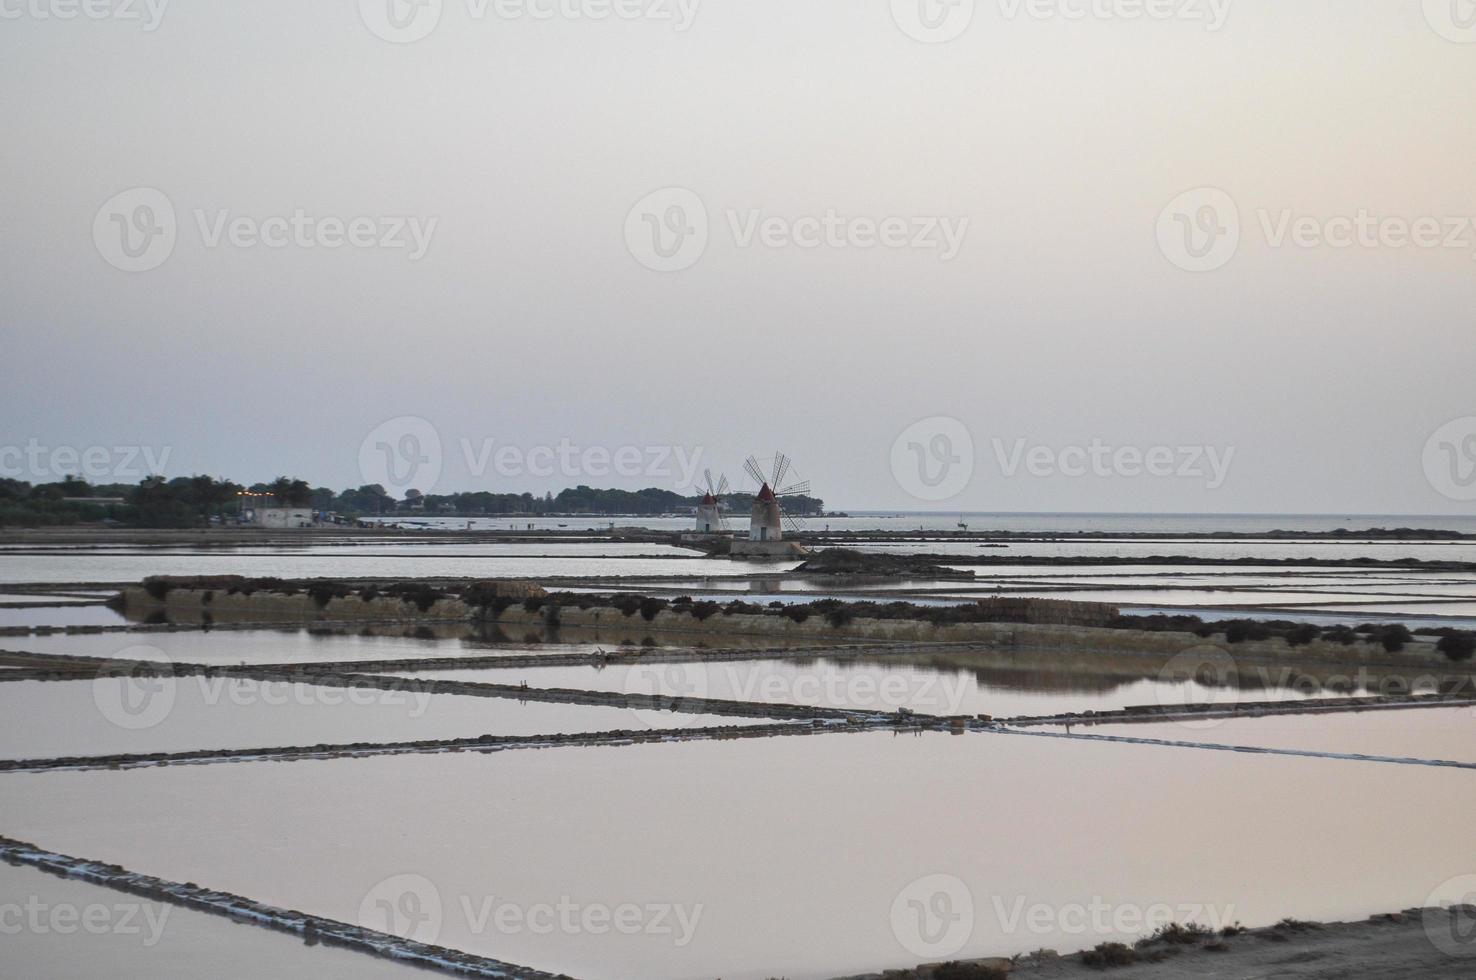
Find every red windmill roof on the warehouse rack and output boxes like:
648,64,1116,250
701,493,717,505
756,482,775,502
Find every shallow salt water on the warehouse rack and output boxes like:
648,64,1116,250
4,626,831,667
868,539,1476,562
0,678,763,761
0,551,795,585
1058,705,1476,764
0,604,128,629
380,656,1361,719
2,732,1472,980
0,862,430,980
0,593,105,604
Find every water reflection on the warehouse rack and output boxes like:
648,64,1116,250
5,733,1471,979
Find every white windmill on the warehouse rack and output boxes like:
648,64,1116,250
742,453,811,542
695,469,730,533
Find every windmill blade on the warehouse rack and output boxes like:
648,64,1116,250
776,481,809,497
715,474,730,496
718,511,730,531
772,453,791,489
743,455,766,487
703,468,716,495
783,513,809,533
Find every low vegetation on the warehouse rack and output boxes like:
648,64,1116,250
1081,941,1137,968
125,579,1476,662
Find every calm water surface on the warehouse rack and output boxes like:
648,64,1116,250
0,863,427,980
384,658,1363,719
0,678,759,760
3,732,1471,979
1067,705,1476,764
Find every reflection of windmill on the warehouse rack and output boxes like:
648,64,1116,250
743,453,810,541
696,469,730,533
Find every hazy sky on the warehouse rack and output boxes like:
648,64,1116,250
3,0,1475,513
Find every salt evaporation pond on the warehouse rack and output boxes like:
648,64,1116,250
4,731,1472,979
1055,705,1476,765
0,604,128,629
383,656,1366,719
5,625,836,667
0,551,793,586
0,862,428,980
0,678,763,761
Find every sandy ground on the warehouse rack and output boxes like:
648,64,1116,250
847,907,1476,979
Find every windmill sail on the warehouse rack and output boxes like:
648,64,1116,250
743,456,766,487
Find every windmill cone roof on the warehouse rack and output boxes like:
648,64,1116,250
701,493,717,505
756,483,775,502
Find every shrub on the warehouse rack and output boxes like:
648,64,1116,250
614,595,643,617
1374,624,1413,652
385,583,443,612
785,606,811,623
523,596,546,613
1438,633,1476,662
1285,623,1320,647
307,583,349,609
142,578,173,601
1138,922,1213,947
464,589,517,617
1222,620,1270,644
639,596,668,621
932,963,1008,980
826,607,855,628
691,601,721,621
1081,942,1136,968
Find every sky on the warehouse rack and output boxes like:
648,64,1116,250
2,0,1475,513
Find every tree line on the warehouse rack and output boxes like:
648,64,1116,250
0,476,824,528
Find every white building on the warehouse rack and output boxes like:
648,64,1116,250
695,492,723,533
749,484,782,541
253,507,315,528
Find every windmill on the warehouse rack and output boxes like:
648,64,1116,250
695,469,730,533
742,453,811,541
